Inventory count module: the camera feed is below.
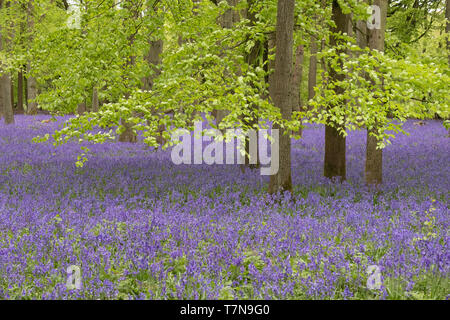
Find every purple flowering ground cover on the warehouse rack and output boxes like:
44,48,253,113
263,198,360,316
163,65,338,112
0,115,448,299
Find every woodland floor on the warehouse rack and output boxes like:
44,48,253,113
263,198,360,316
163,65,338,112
0,116,448,299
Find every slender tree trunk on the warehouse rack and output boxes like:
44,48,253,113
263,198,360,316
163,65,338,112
10,78,14,110
17,70,24,113
268,0,296,194
24,67,28,109
26,2,38,115
214,0,239,129
142,40,163,91
119,1,141,143
241,0,261,170
446,0,449,67
356,17,367,49
92,87,99,112
307,0,326,105
77,101,86,115
0,74,14,124
365,0,387,185
0,0,14,124
0,0,3,122
291,44,304,136
0,78,3,120
308,36,318,103
144,39,164,145
324,0,349,181
26,66,38,115
268,33,276,101
141,5,164,146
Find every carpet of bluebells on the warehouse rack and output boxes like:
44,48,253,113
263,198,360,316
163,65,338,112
0,115,448,300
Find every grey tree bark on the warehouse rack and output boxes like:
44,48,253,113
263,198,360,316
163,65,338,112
17,70,24,113
0,74,14,124
214,0,240,129
446,0,449,66
142,40,163,91
268,0,296,194
241,0,262,170
291,44,304,136
0,76,3,120
0,0,14,124
92,87,99,112
26,2,38,115
324,0,349,181
308,36,318,103
365,0,387,185
119,1,141,143
77,100,86,115
268,34,276,101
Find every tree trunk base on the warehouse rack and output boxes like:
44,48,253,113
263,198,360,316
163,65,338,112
365,130,382,185
324,125,346,181
119,120,137,143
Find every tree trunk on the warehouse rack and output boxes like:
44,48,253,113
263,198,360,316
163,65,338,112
291,44,304,136
17,70,24,113
10,78,14,110
92,87,99,112
26,68,38,116
446,0,449,67
324,0,349,181
268,0,296,194
365,0,387,185
0,78,3,120
356,17,367,49
308,35,318,103
77,101,86,115
143,39,163,145
0,1,14,125
214,0,240,130
24,67,28,110
241,0,261,170
27,69,37,114
0,74,14,124
26,2,38,115
142,40,163,91
119,1,141,143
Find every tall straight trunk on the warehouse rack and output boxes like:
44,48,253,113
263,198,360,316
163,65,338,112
324,0,349,181
365,0,387,185
308,36,318,103
17,70,24,113
119,1,141,143
92,87,99,112
446,0,449,66
241,0,261,170
268,0,296,194
0,0,3,122
77,101,86,115
143,39,164,145
10,78,14,109
26,66,38,115
317,0,329,113
26,2,38,115
214,0,240,129
0,0,14,124
141,6,164,146
0,78,3,120
356,16,367,49
291,44,304,136
142,40,163,91
0,74,14,124
24,68,28,109
308,0,327,105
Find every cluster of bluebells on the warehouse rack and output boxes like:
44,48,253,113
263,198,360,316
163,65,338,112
0,115,448,299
